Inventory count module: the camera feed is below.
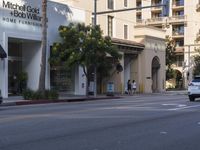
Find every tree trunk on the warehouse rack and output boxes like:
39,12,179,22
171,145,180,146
39,0,47,91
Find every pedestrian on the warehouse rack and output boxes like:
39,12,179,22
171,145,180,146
131,80,137,94
127,79,131,95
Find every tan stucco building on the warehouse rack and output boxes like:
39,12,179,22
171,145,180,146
51,0,166,94
135,0,200,88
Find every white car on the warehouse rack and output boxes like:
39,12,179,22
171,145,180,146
188,76,200,101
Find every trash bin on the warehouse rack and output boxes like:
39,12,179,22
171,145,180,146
107,82,114,96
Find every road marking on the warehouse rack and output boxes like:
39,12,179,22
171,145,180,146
168,104,200,111
160,131,167,135
162,104,187,107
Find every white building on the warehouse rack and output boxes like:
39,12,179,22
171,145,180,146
0,0,87,98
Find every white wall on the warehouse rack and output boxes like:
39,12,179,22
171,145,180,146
74,66,86,95
0,0,86,97
22,42,41,91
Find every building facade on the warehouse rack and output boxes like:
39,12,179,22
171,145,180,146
0,0,87,98
0,0,166,98
136,0,200,88
54,0,166,94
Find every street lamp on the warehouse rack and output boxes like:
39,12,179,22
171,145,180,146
93,0,97,97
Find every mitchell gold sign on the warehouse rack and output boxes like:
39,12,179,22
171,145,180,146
1,0,42,27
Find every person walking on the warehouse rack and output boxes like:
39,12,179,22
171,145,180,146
131,80,137,94
127,80,131,95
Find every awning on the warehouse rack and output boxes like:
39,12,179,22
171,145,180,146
111,38,145,54
0,45,7,58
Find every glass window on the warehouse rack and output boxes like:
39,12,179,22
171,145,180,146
108,0,114,9
136,1,141,7
124,0,128,7
175,55,184,67
91,17,95,26
124,25,128,39
108,16,113,37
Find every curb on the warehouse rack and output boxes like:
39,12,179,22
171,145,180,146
0,96,121,107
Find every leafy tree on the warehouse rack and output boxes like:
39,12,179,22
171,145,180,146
193,48,200,76
165,36,176,80
193,44,200,77
49,23,122,96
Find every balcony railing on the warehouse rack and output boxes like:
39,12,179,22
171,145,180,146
172,31,184,37
151,3,162,11
136,17,164,25
168,15,187,24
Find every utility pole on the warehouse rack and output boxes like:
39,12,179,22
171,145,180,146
93,0,97,97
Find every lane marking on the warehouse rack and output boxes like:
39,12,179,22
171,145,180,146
168,104,200,111
162,104,187,107
160,131,167,135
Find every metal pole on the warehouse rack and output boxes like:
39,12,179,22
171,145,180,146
93,0,97,97
94,0,97,26
188,46,190,81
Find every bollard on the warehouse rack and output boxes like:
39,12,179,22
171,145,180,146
0,90,2,104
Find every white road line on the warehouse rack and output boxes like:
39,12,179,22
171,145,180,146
168,104,200,111
162,104,187,107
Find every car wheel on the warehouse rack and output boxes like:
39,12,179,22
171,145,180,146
189,96,195,102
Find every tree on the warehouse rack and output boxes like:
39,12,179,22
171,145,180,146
193,48,200,76
165,36,176,80
38,0,47,91
193,36,200,76
49,23,122,96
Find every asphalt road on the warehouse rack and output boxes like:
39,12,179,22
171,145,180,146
1,93,200,150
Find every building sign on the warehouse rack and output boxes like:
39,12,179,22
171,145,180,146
1,0,42,27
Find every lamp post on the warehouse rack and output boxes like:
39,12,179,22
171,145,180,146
93,0,97,97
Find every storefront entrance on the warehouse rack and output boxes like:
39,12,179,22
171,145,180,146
8,37,41,95
8,39,23,95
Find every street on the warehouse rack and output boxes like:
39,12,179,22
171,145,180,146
1,93,200,150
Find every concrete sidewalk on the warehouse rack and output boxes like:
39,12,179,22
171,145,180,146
0,95,121,107
0,90,187,107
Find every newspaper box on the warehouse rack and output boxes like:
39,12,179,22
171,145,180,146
107,82,114,96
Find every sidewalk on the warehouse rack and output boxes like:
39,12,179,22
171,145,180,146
0,90,188,107
0,95,121,107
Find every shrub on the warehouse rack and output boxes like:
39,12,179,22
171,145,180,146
44,90,59,100
22,89,34,100
23,89,59,100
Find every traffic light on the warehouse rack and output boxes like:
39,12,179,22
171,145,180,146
162,0,169,17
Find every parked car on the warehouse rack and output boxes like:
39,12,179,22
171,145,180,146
188,76,200,101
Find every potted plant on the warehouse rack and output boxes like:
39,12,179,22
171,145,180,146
18,71,28,93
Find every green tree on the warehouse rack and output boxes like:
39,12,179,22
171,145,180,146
193,48,200,76
165,36,176,80
49,23,122,96
194,30,200,76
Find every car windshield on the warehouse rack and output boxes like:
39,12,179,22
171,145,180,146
192,79,200,82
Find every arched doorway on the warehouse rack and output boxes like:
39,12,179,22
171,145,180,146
152,56,160,92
